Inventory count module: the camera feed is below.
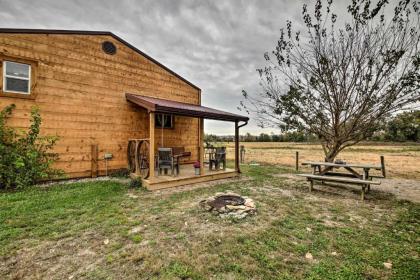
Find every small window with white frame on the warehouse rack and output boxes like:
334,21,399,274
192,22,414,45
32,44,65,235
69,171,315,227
3,61,31,94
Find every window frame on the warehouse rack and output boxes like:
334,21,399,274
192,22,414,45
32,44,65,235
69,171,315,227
155,113,175,129
0,55,38,99
3,61,32,95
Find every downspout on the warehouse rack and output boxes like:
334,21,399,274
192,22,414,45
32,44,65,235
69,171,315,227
197,89,202,163
238,120,248,129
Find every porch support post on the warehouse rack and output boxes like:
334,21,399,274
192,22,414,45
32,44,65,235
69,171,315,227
199,117,204,175
235,120,240,173
149,112,155,178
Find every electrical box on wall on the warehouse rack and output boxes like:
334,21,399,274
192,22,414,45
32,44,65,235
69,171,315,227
104,153,113,160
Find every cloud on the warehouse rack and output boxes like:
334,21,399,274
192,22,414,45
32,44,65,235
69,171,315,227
0,0,311,135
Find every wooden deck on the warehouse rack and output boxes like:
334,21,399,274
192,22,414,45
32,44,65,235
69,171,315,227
138,165,238,190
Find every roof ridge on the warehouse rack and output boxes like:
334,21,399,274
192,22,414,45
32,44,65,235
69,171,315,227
0,28,200,91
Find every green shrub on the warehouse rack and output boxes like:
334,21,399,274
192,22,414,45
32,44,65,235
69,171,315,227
129,178,142,188
0,104,63,189
109,168,130,178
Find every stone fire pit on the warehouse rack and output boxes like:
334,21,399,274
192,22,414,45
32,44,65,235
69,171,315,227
199,192,256,219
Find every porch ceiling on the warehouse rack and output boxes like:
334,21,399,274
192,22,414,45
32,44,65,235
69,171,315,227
126,93,249,122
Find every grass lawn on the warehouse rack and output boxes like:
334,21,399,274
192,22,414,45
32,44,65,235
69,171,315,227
1,165,419,279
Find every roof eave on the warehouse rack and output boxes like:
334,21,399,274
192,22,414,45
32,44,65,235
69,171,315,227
126,93,156,111
125,93,249,122
155,105,249,122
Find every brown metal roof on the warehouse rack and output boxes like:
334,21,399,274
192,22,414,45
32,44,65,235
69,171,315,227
126,93,249,122
0,28,200,91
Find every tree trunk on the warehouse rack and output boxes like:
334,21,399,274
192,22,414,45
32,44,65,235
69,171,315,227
324,145,342,163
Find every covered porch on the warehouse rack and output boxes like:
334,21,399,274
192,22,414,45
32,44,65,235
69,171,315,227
126,93,249,190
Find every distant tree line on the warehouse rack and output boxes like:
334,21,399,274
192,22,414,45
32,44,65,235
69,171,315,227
371,111,419,142
205,131,324,143
240,131,318,142
206,111,419,143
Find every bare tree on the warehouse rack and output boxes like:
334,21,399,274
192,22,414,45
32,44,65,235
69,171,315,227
240,0,420,161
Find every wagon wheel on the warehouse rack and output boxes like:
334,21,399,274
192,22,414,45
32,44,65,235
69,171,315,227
127,140,137,173
137,140,150,179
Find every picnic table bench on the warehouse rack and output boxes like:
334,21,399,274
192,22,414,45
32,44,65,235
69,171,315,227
298,161,384,200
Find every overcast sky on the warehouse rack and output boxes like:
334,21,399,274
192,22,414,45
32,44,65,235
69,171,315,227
0,0,316,135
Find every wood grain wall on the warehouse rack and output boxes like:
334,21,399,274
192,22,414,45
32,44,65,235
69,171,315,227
0,33,200,178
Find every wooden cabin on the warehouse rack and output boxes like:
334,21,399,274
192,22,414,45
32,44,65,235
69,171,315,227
0,29,248,190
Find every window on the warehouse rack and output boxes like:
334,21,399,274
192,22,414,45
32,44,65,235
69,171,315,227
3,61,31,94
155,114,174,129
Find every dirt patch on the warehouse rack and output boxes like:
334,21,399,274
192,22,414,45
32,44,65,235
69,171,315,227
376,178,420,203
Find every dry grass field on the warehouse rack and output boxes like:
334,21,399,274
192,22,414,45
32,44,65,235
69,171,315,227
224,142,420,179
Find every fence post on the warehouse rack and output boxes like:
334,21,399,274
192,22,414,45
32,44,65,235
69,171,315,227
240,145,245,163
295,151,299,171
380,155,386,178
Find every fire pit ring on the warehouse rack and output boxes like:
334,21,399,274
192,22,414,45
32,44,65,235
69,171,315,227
208,195,245,209
199,192,256,219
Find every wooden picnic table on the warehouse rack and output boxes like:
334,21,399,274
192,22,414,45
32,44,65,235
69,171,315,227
299,161,385,200
301,161,382,180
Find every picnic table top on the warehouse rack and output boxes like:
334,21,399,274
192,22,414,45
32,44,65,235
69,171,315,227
301,161,382,170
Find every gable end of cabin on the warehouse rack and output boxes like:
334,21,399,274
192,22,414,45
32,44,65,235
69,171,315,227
0,30,201,178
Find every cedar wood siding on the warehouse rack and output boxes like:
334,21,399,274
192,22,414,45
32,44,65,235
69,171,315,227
0,33,200,178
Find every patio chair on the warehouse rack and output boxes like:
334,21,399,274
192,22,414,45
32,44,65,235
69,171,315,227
205,146,216,165
157,148,179,176
209,147,226,171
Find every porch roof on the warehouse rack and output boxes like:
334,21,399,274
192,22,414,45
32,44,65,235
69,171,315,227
126,93,249,122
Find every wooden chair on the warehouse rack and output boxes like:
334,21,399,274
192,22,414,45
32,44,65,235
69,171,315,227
157,148,179,176
205,146,216,165
209,147,226,171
